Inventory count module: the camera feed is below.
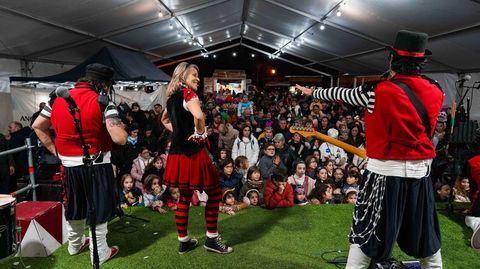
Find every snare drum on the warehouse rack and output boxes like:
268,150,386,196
0,195,16,259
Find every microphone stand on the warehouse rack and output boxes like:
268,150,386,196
66,103,100,269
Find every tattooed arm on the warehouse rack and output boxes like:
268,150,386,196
106,117,128,145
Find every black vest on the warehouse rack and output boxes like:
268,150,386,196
166,89,204,155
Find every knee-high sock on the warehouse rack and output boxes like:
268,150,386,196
205,187,222,238
176,189,193,239
89,222,111,265
66,219,86,255
346,244,371,269
419,249,443,269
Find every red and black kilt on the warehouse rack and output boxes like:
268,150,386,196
164,148,220,191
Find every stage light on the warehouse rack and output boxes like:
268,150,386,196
268,55,272,59
320,24,325,31
251,54,255,58
158,12,163,18
270,69,276,75
336,10,342,16
169,20,173,30
213,54,217,58
183,38,187,43
177,32,181,38
232,52,237,57
188,40,193,45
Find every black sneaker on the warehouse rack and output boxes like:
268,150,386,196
204,236,233,254
178,238,198,254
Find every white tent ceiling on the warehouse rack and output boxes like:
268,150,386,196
1,0,479,76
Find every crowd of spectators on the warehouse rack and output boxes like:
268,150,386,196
0,85,468,211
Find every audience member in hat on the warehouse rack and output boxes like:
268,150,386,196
319,128,347,166
344,188,358,205
294,186,308,206
32,63,125,264
296,30,444,268
219,188,248,215
264,168,293,209
243,189,261,206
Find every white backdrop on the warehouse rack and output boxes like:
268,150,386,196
7,84,168,132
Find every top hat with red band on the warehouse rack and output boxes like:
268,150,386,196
388,30,432,58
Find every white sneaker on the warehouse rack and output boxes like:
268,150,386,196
472,225,480,249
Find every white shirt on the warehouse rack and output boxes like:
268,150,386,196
367,158,432,178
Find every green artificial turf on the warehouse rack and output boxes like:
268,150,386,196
1,204,479,269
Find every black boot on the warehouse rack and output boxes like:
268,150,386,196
204,236,233,254
178,238,198,254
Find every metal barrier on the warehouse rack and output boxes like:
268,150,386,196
0,138,38,200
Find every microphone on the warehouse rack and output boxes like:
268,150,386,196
456,74,471,88
55,86,78,110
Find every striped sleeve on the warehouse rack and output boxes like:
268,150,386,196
312,85,376,113
39,103,52,119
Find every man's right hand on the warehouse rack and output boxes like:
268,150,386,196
295,84,314,96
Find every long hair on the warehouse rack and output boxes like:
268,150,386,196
166,62,199,97
390,53,427,75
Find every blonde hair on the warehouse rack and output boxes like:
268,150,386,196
166,62,199,97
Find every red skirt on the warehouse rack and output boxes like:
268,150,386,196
164,148,220,190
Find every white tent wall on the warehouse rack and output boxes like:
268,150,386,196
423,73,458,110
0,58,74,133
458,72,480,121
7,84,168,134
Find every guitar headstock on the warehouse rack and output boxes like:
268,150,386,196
289,124,316,137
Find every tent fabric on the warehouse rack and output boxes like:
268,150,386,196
10,46,171,82
0,0,479,76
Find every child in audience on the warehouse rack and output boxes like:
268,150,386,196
264,168,293,209
294,186,309,206
234,156,249,183
287,160,316,197
342,171,360,195
453,176,470,203
316,167,329,183
219,158,243,199
166,187,180,210
243,189,260,206
309,184,334,204
324,159,335,177
344,188,358,204
143,174,167,214
305,155,318,179
219,188,247,215
239,166,265,199
120,173,143,208
142,155,164,185
332,167,345,194
131,146,153,190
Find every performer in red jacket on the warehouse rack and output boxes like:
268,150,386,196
32,64,127,265
465,129,480,249
161,62,232,254
296,30,444,268
264,168,293,209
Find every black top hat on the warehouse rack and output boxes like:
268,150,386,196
85,63,115,81
388,30,431,58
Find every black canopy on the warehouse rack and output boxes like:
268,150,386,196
10,46,171,82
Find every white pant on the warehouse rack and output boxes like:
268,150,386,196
346,244,443,269
65,219,111,264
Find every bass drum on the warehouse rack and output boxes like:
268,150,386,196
0,195,16,259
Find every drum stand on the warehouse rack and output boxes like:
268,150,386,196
67,104,100,269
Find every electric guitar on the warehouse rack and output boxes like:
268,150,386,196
289,125,367,159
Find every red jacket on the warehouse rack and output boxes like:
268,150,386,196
264,180,293,209
468,155,480,212
365,75,443,160
50,82,112,156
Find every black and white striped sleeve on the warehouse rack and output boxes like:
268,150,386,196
312,85,376,113
39,103,52,119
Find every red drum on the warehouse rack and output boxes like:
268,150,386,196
0,195,16,259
